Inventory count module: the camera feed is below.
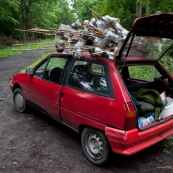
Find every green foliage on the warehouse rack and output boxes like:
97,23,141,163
104,0,173,29
56,0,76,25
0,0,19,22
149,0,173,14
128,65,161,81
1,0,173,41
0,0,76,40
73,0,101,20
100,0,137,29
159,40,173,75
159,136,173,155
0,95,4,101
160,57,173,75
0,0,19,35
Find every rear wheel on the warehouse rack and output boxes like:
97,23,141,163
13,88,27,113
81,127,111,165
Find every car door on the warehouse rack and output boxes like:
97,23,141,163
25,55,69,120
60,58,116,130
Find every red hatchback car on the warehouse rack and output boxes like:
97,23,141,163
10,14,173,165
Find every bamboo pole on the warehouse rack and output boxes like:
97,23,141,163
86,6,116,30
58,29,80,34
15,29,55,35
11,48,56,51
91,51,104,55
12,42,58,46
85,6,102,19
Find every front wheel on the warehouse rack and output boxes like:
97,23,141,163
13,88,27,113
81,127,111,165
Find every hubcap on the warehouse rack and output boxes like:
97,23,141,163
86,133,103,160
15,93,24,109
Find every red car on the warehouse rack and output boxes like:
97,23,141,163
10,14,173,165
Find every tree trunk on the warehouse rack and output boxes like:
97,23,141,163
146,0,150,15
21,0,26,41
20,0,30,41
136,1,142,18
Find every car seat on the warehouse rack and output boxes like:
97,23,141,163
49,67,62,83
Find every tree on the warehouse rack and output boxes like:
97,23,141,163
20,0,33,40
73,0,102,20
0,0,76,41
101,0,136,29
19,0,76,40
1,0,173,41
55,0,76,25
149,0,173,14
100,0,173,29
0,0,19,35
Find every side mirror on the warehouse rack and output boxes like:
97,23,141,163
26,68,34,75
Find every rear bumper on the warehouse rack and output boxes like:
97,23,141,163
105,118,173,155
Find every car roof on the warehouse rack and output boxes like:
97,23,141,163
131,13,173,39
46,52,113,64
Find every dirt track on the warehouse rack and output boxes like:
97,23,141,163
0,49,173,173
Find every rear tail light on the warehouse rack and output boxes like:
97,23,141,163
125,102,137,130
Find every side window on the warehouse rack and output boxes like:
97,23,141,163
67,60,109,96
91,64,104,74
128,65,161,81
34,56,67,84
34,59,48,78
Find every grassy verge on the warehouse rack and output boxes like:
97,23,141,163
0,95,4,101
159,135,173,155
0,39,57,58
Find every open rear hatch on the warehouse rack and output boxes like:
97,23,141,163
116,13,173,63
116,14,173,130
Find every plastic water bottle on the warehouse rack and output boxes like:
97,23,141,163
138,117,149,128
146,113,155,124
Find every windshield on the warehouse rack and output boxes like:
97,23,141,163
124,35,173,75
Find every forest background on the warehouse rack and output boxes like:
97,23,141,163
0,0,173,44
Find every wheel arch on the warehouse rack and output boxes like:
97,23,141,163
79,124,105,135
79,124,87,134
12,83,22,92
79,123,112,150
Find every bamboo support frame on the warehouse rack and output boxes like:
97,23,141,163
15,29,55,35
11,47,55,51
12,42,57,46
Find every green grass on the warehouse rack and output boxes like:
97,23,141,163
0,96,4,101
159,135,173,155
0,39,57,58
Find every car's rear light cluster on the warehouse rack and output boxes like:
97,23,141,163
125,102,137,130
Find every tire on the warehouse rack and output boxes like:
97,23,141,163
81,127,111,165
13,88,27,113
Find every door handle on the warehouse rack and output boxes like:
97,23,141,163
56,91,59,94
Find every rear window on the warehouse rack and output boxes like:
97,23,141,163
128,65,161,81
123,35,173,75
